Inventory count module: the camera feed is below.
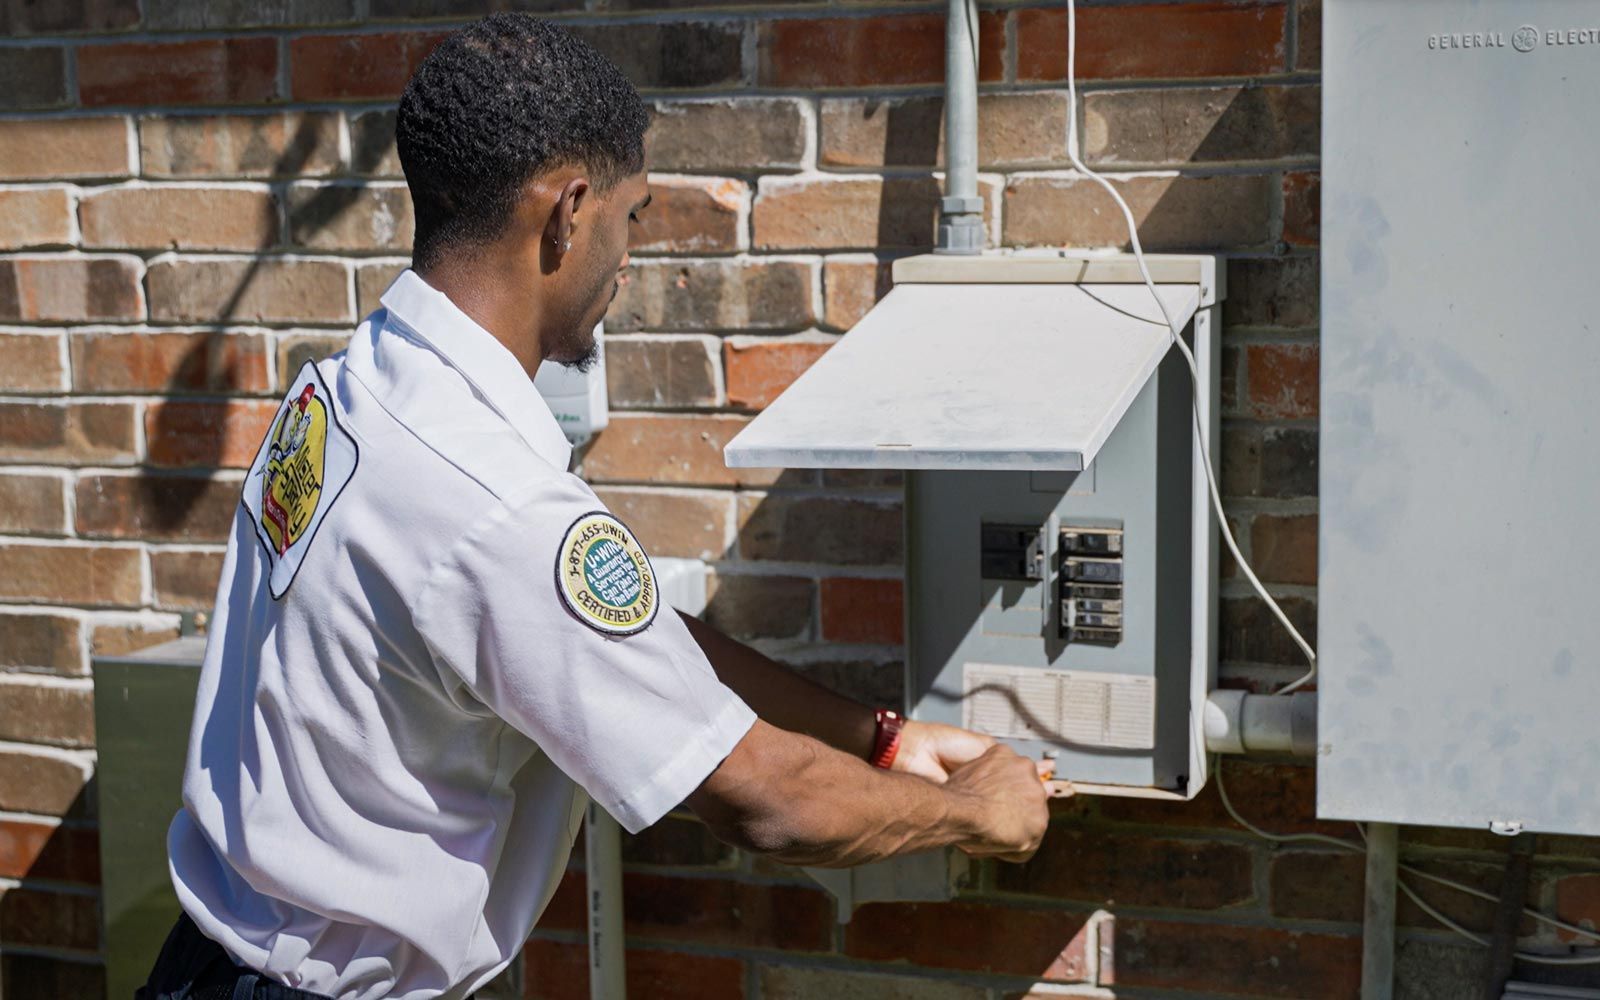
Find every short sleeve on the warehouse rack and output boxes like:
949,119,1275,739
414,477,757,833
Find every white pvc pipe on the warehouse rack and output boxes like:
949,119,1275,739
586,802,626,1000
1362,822,1399,1000
1203,690,1318,756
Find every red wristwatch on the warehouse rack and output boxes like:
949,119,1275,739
870,709,905,770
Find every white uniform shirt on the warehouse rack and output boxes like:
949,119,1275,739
168,270,757,1000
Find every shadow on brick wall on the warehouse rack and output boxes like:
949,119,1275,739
2,784,110,1000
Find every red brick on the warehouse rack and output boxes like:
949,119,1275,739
524,939,744,1000
582,414,781,488
1225,256,1319,330
738,494,902,566
1111,917,1359,997
759,13,1003,89
151,550,226,611
0,117,131,180
1100,758,1352,839
356,263,406,317
0,542,142,607
287,182,414,252
0,402,136,463
0,677,94,748
79,38,279,107
819,577,903,644
146,258,351,325
1250,513,1317,587
1556,873,1600,943
646,98,807,173
1271,851,1526,934
0,820,99,884
763,966,983,1000
0,332,64,391
822,256,894,332
145,400,277,469
75,474,240,542
754,175,995,251
290,31,448,101
0,188,73,250
0,612,82,674
89,616,180,660
279,333,356,389
71,330,271,394
621,812,733,868
1001,827,1253,909
0,748,93,815
593,487,732,561
540,871,831,952
0,256,145,322
140,111,343,179
0,886,98,950
785,658,903,708
1004,173,1274,250
633,176,745,254
605,336,720,409
0,473,67,535
80,185,279,251
1016,3,1288,82
608,259,814,333
0,47,70,110
1219,594,1317,668
1082,86,1319,167
821,92,1070,170
703,573,813,642
1283,170,1321,246
1297,0,1322,71
845,900,1093,980
1221,424,1318,499
1246,342,1319,419
569,21,744,91
723,336,833,410
0,0,139,35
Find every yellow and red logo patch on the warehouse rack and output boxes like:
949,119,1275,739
557,512,658,636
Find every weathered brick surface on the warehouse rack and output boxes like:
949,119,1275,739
1225,255,1320,329
997,828,1255,909
1282,170,1320,246
0,474,68,536
594,486,732,561
278,331,354,385
760,13,1003,89
755,176,996,251
0,117,130,180
723,336,832,411
604,336,720,409
1110,917,1360,997
144,400,278,468
150,550,227,611
90,618,180,659
632,176,744,254
0,954,106,1000
1220,594,1317,666
572,21,745,92
71,330,272,394
348,109,402,176
822,256,894,332
583,414,779,488
785,658,903,707
0,188,74,250
79,38,280,107
818,577,903,645
0,402,136,464
355,262,407,316
75,474,241,543
608,259,813,333
0,818,100,884
0,885,100,950
141,0,359,30
0,0,138,35
0,612,83,674
290,31,448,101
80,185,280,251
140,112,342,178
1246,342,1318,419
524,939,744,1000
844,900,1093,980
762,966,984,1000
288,182,415,252
146,257,351,324
1004,173,1275,249
821,93,1070,169
0,543,142,607
0,47,70,110
738,494,903,566
1250,513,1317,587
0,256,145,322
646,99,807,173
1082,85,1319,166
1221,424,1318,498
0,678,95,748
703,573,813,641
0,331,66,391
1016,3,1289,82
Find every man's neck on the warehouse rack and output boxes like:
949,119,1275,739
416,260,545,381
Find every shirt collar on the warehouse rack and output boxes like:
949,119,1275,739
379,269,573,471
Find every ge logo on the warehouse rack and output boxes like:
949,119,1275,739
1513,25,1539,52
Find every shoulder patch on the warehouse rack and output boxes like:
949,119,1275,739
242,361,359,599
556,512,659,636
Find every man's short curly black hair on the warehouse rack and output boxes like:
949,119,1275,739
397,14,649,271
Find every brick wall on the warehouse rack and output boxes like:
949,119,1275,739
2,1,1598,998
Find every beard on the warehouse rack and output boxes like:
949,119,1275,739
560,337,601,374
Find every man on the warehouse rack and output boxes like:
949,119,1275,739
140,14,1051,1000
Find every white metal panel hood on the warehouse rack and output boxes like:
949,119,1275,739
723,255,1207,472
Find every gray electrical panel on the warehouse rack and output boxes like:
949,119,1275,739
727,253,1221,799
1319,0,1600,834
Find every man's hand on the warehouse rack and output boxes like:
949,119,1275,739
891,720,995,784
943,744,1051,863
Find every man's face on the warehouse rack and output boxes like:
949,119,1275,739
543,170,650,372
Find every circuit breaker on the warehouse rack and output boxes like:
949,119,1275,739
726,252,1221,800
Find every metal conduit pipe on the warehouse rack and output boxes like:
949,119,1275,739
937,0,984,254
1363,823,1399,1000
586,801,627,1000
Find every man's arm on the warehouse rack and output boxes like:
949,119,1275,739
679,611,999,783
685,718,1049,868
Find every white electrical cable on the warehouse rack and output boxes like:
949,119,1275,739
1063,0,1317,693
1214,756,1600,963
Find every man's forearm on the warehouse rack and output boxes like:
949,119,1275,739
680,611,877,760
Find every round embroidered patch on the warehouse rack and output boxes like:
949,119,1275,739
557,512,659,636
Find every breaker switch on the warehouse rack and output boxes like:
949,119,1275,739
980,523,1045,581
1059,523,1125,646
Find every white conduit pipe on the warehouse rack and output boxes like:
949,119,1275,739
1203,690,1318,757
586,802,626,1000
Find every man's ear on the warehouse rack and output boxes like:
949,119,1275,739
548,176,590,255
